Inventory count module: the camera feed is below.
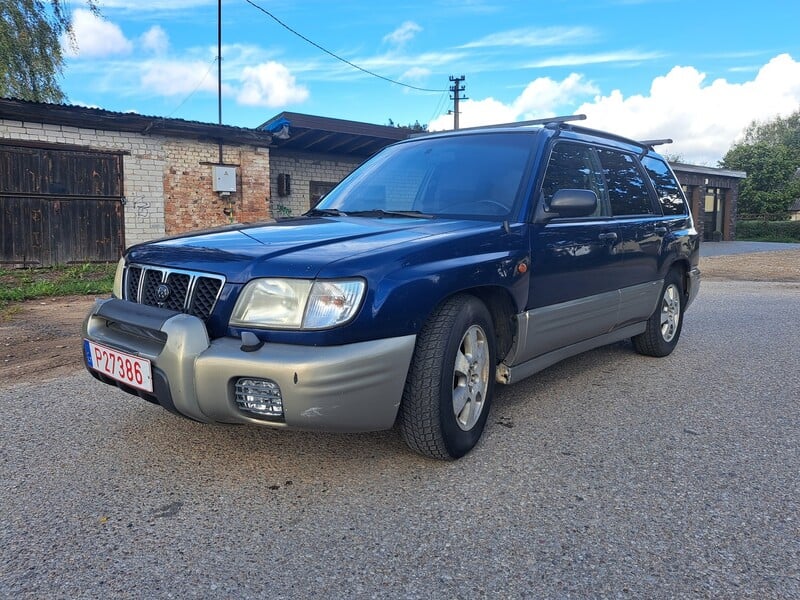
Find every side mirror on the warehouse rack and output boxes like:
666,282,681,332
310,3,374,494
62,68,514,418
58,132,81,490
534,189,598,223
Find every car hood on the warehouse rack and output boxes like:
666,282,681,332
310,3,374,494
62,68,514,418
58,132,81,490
126,216,499,282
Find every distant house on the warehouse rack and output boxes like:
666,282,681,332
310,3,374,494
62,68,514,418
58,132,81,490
789,198,800,221
669,163,747,241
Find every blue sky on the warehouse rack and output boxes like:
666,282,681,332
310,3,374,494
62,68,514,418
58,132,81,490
61,0,800,164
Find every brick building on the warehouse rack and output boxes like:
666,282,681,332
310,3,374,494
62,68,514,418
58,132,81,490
670,163,747,241
0,98,272,266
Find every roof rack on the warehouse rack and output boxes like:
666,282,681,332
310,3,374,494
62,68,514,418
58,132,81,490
640,138,673,147
451,114,586,133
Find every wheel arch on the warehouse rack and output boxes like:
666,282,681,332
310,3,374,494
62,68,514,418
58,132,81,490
666,258,691,302
449,286,518,363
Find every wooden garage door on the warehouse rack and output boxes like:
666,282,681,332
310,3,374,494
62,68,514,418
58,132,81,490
0,143,125,266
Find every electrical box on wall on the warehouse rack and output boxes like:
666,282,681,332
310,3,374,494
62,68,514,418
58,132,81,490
212,166,237,192
277,173,291,197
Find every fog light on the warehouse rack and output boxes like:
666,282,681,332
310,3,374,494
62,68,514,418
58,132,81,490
235,378,283,418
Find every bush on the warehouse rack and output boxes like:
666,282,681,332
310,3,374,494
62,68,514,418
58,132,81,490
736,220,800,243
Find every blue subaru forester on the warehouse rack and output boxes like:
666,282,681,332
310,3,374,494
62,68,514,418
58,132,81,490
83,116,700,460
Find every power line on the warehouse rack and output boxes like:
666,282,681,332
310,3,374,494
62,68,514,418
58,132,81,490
243,0,446,93
427,88,449,126
166,57,218,118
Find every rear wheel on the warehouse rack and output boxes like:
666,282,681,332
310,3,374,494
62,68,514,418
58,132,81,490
633,270,684,357
398,295,496,460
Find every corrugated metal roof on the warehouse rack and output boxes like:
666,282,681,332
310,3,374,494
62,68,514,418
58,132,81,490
0,97,273,147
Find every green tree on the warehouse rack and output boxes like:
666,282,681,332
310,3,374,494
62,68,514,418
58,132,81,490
721,109,800,216
0,1,97,102
387,118,428,132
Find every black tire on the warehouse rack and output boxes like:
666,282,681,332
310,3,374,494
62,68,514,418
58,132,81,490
398,295,497,460
633,269,685,357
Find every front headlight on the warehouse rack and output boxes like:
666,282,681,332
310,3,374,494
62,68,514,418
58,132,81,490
230,278,365,330
112,257,126,298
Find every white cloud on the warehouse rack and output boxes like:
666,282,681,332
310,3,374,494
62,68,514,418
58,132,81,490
63,9,133,58
401,67,431,81
460,26,596,49
237,62,309,107
383,21,423,46
525,50,665,68
429,73,597,130
576,53,800,163
430,54,800,164
140,60,219,96
97,0,213,9
513,73,599,118
140,25,169,55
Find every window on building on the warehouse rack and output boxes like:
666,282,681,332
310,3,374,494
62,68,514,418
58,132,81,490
309,181,337,208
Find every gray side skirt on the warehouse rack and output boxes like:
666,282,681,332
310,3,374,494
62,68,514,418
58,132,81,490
496,322,646,385
496,280,662,385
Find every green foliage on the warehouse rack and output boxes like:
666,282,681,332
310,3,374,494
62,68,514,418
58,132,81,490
736,220,800,243
0,1,98,102
387,118,428,132
721,109,800,215
0,262,115,310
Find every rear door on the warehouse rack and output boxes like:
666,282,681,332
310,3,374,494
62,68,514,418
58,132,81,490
595,146,665,326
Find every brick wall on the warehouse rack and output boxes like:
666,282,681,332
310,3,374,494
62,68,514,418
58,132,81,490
1,119,271,247
164,141,270,234
269,150,362,216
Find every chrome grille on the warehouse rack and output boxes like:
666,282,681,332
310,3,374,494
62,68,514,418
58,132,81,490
124,264,225,320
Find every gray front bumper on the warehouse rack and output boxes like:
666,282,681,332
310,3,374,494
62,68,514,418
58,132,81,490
83,298,416,432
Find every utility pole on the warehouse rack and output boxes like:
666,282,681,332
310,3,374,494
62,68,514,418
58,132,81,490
449,75,466,130
217,0,223,164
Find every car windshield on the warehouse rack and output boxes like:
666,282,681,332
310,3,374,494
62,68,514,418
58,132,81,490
315,132,538,221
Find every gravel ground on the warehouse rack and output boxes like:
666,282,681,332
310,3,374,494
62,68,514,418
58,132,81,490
1,280,798,599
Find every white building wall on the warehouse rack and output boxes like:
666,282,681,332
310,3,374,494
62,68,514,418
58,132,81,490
269,150,362,216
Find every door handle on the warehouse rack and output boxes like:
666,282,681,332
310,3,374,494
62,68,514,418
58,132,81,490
598,232,618,242
654,226,668,235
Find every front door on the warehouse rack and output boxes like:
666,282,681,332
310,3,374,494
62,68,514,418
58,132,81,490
522,141,623,362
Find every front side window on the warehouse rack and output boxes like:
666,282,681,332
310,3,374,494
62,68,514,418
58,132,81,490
597,148,654,216
540,141,608,217
316,132,537,221
641,156,688,216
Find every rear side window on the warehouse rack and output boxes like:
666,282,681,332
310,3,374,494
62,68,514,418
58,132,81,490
597,148,654,216
540,142,607,217
641,156,688,215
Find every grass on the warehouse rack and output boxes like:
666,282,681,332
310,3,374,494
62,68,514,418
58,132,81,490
0,263,116,312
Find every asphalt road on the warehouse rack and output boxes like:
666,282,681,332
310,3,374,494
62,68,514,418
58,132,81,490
1,280,798,599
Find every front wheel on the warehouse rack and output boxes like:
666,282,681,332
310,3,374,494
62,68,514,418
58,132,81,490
633,270,685,357
398,295,497,460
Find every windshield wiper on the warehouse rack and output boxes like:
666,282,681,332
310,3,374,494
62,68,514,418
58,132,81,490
304,208,347,217
347,209,434,219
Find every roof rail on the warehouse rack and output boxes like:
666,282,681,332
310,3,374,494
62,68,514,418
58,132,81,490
454,113,586,133
640,138,673,147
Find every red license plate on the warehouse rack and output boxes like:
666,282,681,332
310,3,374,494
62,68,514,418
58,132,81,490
84,339,153,393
